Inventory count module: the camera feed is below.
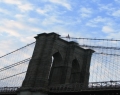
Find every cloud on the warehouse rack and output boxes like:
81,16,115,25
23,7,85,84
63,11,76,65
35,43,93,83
0,27,20,37
18,3,33,12
114,0,120,3
36,8,47,15
102,26,114,33
86,16,120,39
98,4,115,12
0,8,10,14
36,5,54,15
20,36,35,43
86,16,114,27
105,32,120,39
0,19,24,37
36,4,69,26
48,0,72,10
92,0,100,3
15,14,25,19
0,19,44,43
79,7,92,18
2,20,25,29
41,16,63,26
0,19,41,31
86,16,105,27
112,10,120,17
0,0,21,5
98,3,120,18
0,0,34,12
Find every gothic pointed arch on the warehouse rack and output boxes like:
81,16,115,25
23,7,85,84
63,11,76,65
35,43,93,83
49,52,64,85
70,59,80,83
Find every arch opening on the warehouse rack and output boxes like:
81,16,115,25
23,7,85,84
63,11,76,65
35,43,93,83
48,52,63,85
70,59,80,83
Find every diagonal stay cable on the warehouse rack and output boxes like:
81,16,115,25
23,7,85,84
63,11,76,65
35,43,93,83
0,71,26,81
94,52,120,56
0,58,31,72
0,42,35,59
79,44,120,50
61,37,120,41
0,37,120,59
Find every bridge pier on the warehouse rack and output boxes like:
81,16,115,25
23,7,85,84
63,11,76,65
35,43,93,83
18,32,94,95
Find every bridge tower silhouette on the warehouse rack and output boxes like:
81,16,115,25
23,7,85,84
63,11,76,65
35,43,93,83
18,33,94,95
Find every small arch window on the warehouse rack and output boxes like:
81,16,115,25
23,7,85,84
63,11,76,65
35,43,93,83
70,59,80,83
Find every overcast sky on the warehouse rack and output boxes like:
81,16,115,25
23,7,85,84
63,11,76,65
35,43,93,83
0,0,120,55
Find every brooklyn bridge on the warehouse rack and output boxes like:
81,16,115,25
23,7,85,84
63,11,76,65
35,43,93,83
0,32,120,95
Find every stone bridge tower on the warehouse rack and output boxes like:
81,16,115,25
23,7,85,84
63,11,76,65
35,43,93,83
18,33,94,95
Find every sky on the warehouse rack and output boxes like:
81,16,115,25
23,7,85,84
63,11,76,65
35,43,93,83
1,0,120,86
0,0,120,55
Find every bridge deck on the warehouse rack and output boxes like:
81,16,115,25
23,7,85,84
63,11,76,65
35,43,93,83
1,81,120,94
